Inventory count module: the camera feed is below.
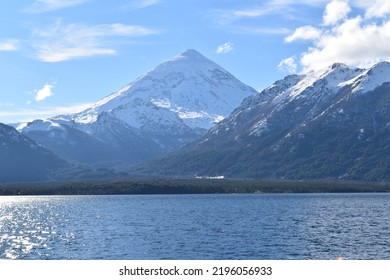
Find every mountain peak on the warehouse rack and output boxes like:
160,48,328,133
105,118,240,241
161,49,215,69
315,62,357,78
368,60,390,74
179,49,204,58
330,62,347,70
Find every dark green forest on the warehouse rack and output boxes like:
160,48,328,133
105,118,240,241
1,178,389,196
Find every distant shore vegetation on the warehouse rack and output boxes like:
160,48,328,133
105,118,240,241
1,178,390,196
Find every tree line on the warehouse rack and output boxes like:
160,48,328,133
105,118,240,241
0,178,389,196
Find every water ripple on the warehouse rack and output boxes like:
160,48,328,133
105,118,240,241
0,193,389,259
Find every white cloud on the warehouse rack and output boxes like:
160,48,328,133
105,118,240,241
216,42,234,54
33,21,158,62
35,83,55,102
278,56,297,73
285,26,322,42
283,1,390,71
323,0,351,26
363,0,390,18
127,0,160,9
24,0,89,13
0,39,19,51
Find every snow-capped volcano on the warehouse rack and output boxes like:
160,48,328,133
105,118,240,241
70,49,257,130
20,49,257,166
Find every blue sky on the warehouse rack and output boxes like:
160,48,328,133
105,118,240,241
1,0,390,123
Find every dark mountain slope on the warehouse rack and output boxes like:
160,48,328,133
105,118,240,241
0,123,69,182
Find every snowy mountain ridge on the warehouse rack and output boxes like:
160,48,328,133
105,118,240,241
211,61,390,138
144,59,390,181
261,61,390,108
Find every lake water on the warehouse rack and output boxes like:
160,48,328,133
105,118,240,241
0,193,389,260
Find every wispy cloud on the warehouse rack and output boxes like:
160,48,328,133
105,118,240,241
239,27,290,35
33,20,159,62
212,0,319,39
216,42,234,54
35,83,55,102
0,39,19,51
0,103,93,123
23,0,89,13
0,102,14,107
268,0,327,5
214,0,327,25
127,0,160,9
215,6,284,25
